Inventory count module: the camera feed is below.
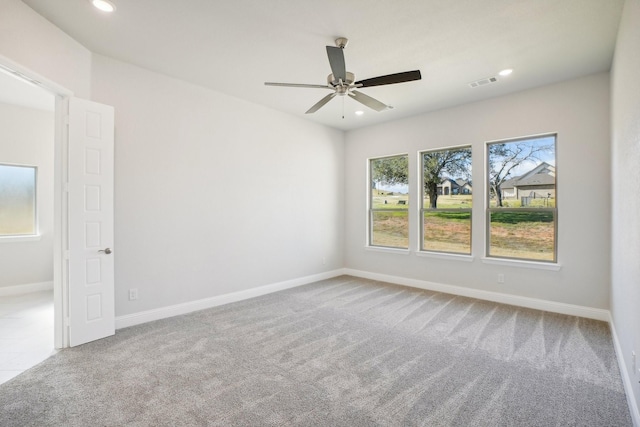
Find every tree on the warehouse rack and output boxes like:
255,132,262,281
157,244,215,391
423,148,471,208
489,140,554,207
371,156,408,190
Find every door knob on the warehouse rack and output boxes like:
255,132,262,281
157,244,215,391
98,248,112,254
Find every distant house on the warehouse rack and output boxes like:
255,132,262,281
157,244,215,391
438,178,472,196
501,162,555,200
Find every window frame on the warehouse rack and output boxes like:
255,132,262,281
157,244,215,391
418,145,473,256
485,134,558,263
368,153,410,250
0,162,39,239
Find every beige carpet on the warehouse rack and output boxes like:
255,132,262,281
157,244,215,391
0,276,632,426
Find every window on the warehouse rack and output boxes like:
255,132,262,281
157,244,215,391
487,135,556,262
420,146,472,254
369,155,409,249
0,163,38,237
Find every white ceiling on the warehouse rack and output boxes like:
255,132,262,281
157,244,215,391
22,0,624,131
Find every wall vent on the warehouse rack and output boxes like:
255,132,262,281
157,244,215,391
468,76,498,88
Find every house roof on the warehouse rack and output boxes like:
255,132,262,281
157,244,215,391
438,178,472,189
502,162,555,189
510,174,555,187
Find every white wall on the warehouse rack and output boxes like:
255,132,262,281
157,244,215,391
0,0,344,318
90,54,344,317
0,0,92,98
345,72,611,310
611,0,640,417
0,103,54,287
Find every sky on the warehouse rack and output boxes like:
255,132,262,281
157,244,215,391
373,135,556,194
492,135,556,177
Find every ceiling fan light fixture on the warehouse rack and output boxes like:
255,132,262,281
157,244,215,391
91,0,116,13
499,68,513,76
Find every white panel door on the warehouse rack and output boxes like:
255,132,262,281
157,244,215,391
68,97,115,347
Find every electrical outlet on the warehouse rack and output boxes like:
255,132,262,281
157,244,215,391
129,288,138,301
497,274,505,284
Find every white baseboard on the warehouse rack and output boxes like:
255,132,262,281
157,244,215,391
117,267,611,330
115,269,347,329
0,281,53,296
609,316,640,427
343,268,610,321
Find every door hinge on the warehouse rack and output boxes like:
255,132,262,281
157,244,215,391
64,317,70,327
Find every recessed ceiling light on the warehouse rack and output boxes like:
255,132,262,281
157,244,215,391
91,0,116,12
355,110,364,116
499,69,513,77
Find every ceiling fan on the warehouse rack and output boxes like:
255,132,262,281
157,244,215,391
265,37,422,114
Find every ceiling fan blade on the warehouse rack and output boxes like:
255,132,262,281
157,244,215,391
348,90,389,112
326,46,346,82
355,70,422,88
305,92,337,114
265,82,332,89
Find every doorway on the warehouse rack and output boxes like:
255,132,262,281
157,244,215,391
0,66,58,383
0,55,117,362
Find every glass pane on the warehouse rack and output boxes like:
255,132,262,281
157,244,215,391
420,147,472,254
423,210,471,254
489,210,555,261
371,156,409,210
487,135,557,262
422,147,472,209
371,210,408,248
370,155,409,249
488,136,555,208
0,164,37,236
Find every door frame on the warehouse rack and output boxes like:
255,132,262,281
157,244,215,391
0,54,74,348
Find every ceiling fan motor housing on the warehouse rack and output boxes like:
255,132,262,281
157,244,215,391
328,71,355,93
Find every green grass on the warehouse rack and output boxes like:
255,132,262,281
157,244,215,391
489,211,555,261
490,211,554,224
425,211,471,220
423,195,473,209
423,212,471,254
371,206,555,261
371,211,409,248
370,191,555,260
371,192,409,209
371,194,474,210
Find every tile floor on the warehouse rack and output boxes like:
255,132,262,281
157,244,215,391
0,290,56,385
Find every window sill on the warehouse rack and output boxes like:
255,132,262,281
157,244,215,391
481,257,561,271
365,246,411,255
416,251,474,262
0,234,41,243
